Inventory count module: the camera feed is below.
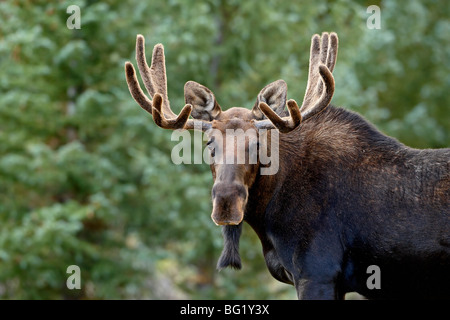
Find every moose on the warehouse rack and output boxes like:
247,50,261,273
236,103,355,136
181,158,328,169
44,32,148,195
125,32,450,299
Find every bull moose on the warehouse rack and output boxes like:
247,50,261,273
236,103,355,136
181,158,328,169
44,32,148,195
125,32,450,299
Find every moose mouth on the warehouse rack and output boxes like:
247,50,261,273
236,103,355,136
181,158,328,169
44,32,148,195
211,202,245,226
211,215,243,226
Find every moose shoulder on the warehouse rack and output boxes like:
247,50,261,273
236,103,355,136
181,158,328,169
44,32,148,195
125,32,450,299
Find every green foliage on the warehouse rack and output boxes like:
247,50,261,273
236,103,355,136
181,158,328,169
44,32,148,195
0,0,448,299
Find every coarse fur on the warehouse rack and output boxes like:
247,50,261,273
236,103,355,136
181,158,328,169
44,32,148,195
220,105,450,299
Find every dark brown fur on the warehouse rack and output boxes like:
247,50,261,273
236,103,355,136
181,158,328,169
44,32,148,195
223,105,450,299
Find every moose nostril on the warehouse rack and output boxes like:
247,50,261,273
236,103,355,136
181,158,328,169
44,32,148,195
236,184,248,200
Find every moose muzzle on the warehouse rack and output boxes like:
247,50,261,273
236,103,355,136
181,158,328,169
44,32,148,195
211,182,248,225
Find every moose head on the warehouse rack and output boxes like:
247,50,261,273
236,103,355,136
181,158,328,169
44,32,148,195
125,32,338,227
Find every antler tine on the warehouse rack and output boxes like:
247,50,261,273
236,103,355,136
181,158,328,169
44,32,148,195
253,32,337,133
151,93,212,131
125,61,153,114
253,100,301,133
326,32,338,73
135,35,155,100
151,93,192,129
300,32,338,119
135,35,177,119
125,60,203,130
125,35,212,131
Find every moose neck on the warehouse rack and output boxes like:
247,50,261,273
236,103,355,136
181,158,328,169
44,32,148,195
244,134,295,239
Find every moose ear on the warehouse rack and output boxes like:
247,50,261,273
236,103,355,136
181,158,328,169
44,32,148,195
184,81,222,121
252,79,287,119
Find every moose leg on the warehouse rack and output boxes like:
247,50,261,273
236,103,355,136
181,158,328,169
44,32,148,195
295,278,337,300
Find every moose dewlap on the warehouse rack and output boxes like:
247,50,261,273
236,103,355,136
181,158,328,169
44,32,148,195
125,32,450,299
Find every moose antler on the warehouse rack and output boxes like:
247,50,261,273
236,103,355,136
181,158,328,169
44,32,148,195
254,32,338,133
124,35,211,131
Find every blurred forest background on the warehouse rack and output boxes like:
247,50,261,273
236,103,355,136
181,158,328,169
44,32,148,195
0,0,448,299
